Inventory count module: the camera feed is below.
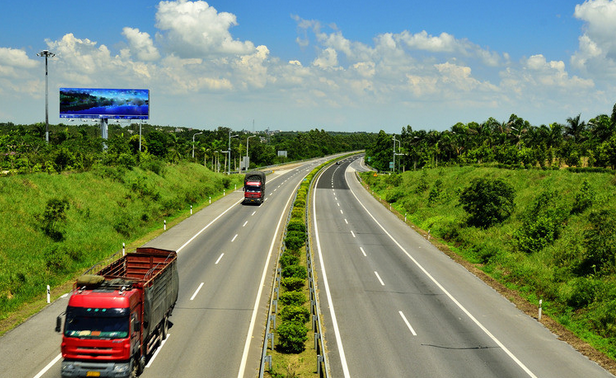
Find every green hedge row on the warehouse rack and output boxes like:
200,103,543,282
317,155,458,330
276,159,331,354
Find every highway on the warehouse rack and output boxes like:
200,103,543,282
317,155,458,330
312,156,614,378
2,154,615,378
0,158,324,378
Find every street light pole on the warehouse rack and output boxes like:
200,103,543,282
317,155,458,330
37,50,55,143
392,134,402,173
192,131,203,158
392,134,397,173
246,135,256,171
228,130,237,174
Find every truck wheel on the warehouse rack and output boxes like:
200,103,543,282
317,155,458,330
130,359,138,378
162,315,168,340
132,355,145,377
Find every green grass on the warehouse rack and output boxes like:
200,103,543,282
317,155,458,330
0,162,243,331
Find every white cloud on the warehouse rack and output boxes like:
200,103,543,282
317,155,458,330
572,0,616,76
312,47,340,69
0,48,38,69
233,45,271,89
155,0,255,58
122,27,160,61
399,30,458,53
0,47,38,82
498,54,594,109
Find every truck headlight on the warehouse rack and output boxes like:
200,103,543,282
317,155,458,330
113,363,130,373
61,362,76,372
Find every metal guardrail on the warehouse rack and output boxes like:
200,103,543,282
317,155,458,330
306,167,330,378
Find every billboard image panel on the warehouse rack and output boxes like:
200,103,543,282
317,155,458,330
59,88,149,119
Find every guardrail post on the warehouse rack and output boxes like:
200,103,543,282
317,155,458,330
270,314,276,331
268,329,275,349
265,355,272,371
317,355,324,376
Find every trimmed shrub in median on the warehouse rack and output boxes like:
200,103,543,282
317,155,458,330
276,321,309,354
279,291,307,306
281,277,305,291
282,264,307,280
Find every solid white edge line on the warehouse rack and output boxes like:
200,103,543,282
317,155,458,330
33,353,62,378
190,282,205,301
146,334,170,368
314,170,352,378
237,175,304,378
399,311,417,336
348,178,538,378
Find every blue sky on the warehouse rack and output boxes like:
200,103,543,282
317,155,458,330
1,0,615,133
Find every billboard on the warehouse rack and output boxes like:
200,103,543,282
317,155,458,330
59,88,149,120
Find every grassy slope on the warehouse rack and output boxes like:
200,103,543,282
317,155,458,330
0,162,243,333
361,166,616,372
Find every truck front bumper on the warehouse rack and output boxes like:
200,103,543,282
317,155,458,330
61,360,131,378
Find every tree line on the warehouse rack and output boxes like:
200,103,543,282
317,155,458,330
366,103,616,172
0,122,376,174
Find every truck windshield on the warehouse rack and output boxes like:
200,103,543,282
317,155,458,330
246,187,261,193
65,306,129,339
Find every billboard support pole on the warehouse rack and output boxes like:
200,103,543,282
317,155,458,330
100,119,108,150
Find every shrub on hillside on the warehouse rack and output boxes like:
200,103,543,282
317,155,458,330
514,190,568,254
428,179,443,205
567,277,604,309
385,187,405,203
571,179,595,215
579,209,616,275
38,198,70,242
459,177,515,228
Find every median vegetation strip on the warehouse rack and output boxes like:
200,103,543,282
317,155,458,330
265,159,335,378
360,166,616,374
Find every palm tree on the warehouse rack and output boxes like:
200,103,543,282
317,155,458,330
565,114,587,142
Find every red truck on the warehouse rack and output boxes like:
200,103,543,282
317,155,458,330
243,170,266,205
55,247,179,378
